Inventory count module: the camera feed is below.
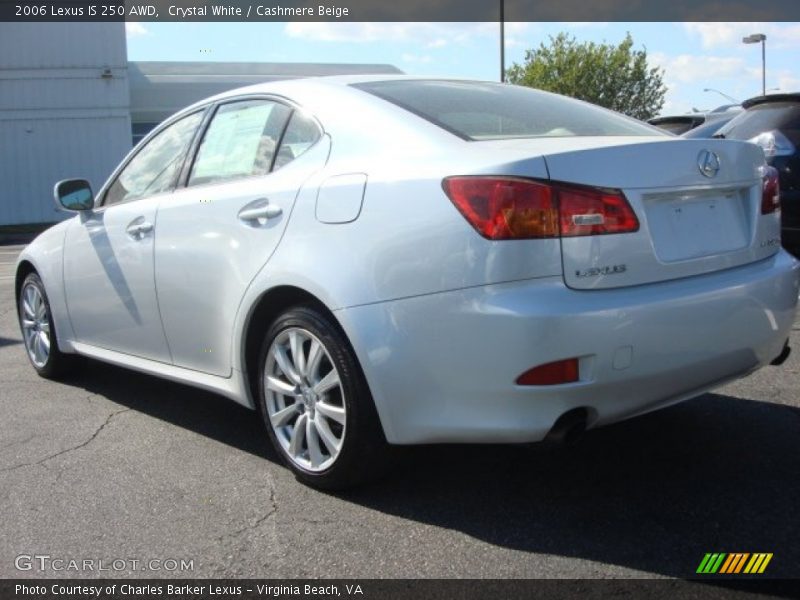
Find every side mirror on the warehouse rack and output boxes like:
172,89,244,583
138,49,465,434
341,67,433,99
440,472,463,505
54,179,94,212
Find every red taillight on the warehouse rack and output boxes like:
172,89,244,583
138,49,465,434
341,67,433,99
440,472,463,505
516,358,580,386
441,177,558,239
761,166,780,215
557,185,640,237
442,176,638,240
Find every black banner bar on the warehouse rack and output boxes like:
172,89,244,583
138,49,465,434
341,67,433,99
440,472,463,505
2,0,800,22
2,579,798,600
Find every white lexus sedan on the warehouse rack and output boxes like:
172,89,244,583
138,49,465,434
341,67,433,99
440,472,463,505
15,77,799,488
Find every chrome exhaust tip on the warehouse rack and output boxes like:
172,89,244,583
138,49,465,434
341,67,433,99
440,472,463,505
544,409,588,446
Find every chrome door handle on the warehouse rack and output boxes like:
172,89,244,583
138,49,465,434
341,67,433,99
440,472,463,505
238,198,282,224
126,217,154,240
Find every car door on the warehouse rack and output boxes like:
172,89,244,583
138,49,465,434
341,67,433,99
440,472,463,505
63,110,205,362
154,98,329,376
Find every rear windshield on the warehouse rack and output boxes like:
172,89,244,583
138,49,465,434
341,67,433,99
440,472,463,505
682,118,730,139
716,101,800,142
352,80,662,141
651,120,695,135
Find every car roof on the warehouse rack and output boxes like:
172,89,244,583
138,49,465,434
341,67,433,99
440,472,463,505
186,74,471,107
742,93,800,109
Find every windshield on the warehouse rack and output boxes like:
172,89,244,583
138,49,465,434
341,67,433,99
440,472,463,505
352,80,664,141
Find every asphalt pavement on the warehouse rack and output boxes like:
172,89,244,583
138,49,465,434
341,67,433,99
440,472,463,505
1,243,799,580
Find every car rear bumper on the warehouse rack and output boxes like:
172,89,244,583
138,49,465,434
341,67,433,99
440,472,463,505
337,251,800,445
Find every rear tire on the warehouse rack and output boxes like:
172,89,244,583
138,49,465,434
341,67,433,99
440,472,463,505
18,272,74,380
257,306,390,490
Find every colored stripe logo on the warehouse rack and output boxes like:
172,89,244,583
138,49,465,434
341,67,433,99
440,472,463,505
696,553,773,574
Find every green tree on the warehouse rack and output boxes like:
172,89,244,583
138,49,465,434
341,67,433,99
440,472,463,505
506,32,666,120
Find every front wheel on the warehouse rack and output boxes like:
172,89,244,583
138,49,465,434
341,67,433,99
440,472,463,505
258,306,389,489
18,272,73,379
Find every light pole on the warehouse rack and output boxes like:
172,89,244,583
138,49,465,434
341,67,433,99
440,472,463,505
499,0,505,82
703,88,738,104
742,33,767,96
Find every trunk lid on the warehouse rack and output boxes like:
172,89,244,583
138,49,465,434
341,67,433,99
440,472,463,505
535,138,778,289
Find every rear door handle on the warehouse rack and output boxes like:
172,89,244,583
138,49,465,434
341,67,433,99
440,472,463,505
126,217,154,240
238,198,282,224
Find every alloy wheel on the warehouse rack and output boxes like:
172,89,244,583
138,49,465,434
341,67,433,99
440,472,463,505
264,327,347,472
20,282,51,368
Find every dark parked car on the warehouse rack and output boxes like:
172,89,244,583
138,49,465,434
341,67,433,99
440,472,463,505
715,94,800,255
648,114,706,135
649,104,742,136
681,115,736,139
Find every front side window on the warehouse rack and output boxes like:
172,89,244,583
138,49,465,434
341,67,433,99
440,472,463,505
104,111,203,206
188,100,291,187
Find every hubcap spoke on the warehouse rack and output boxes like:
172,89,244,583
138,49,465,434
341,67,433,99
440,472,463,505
288,413,308,457
39,331,50,353
22,299,35,319
314,415,342,454
316,400,346,425
34,295,45,319
306,418,324,467
305,339,323,380
313,369,340,395
289,330,306,378
270,403,299,428
274,344,302,385
33,334,44,363
266,375,296,396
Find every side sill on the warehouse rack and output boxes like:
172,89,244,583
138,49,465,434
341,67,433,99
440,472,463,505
70,342,253,409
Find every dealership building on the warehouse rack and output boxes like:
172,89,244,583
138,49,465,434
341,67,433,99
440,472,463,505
0,23,401,226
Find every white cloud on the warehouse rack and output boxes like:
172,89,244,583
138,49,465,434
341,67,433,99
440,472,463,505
285,22,416,43
651,52,750,84
683,22,800,50
776,71,800,93
284,22,512,47
125,22,150,37
563,22,610,29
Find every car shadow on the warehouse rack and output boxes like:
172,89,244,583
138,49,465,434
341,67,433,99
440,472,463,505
66,361,799,580
68,361,273,460
0,336,21,349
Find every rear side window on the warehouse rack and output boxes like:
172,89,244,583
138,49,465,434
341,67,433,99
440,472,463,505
188,100,291,187
353,80,661,140
716,101,800,144
273,111,322,170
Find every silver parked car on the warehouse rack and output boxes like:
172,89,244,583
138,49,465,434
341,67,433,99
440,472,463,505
16,77,799,488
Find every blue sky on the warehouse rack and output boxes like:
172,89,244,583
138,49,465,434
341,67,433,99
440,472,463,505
126,22,800,116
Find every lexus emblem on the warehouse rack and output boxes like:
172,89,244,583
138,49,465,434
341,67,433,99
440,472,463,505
697,150,721,178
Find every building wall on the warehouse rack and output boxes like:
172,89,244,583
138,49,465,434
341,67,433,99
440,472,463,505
0,23,131,225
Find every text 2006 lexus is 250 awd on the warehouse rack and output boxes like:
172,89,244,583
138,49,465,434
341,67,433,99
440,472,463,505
15,77,800,488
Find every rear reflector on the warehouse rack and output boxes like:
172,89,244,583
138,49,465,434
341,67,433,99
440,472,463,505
516,358,580,386
442,176,639,240
761,166,780,215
